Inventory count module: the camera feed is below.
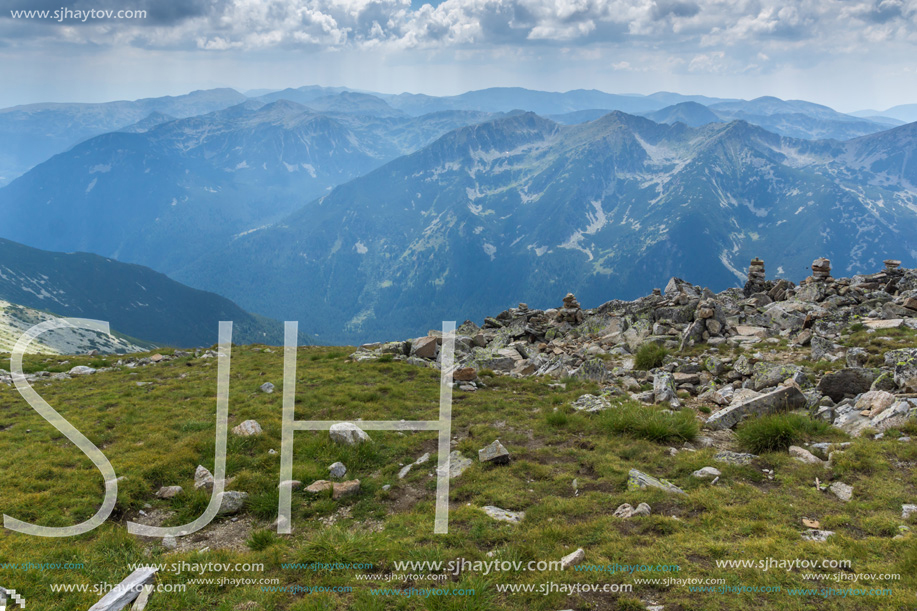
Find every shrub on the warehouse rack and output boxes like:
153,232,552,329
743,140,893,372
634,342,669,370
246,529,280,551
600,403,698,443
545,409,569,427
849,322,866,333
736,413,832,454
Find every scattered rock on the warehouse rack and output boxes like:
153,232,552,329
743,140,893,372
478,440,510,464
156,486,183,499
903,505,917,520
328,462,347,479
194,465,215,491
714,451,757,465
571,394,612,413
259,382,275,394
305,480,333,494
817,368,879,402
69,365,96,376
828,482,853,502
232,420,263,437
482,506,524,523
560,548,585,569
627,469,685,494
692,467,721,479
447,451,473,479
332,480,361,500
705,386,806,430
802,529,835,542
789,446,824,465
329,422,371,445
217,491,248,515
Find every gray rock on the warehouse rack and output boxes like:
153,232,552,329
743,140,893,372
789,446,824,465
232,420,263,436
613,503,635,518
560,548,585,569
156,486,184,499
817,368,879,402
903,504,917,519
714,451,758,465
653,372,680,408
217,491,248,515
398,464,412,479
846,347,868,368
751,362,802,391
482,506,524,523
632,502,652,516
328,462,347,479
478,440,510,464
194,465,214,491
692,467,721,479
828,482,853,502
69,365,97,376
329,422,371,445
162,535,177,550
892,349,917,392
705,386,807,430
802,529,835,542
571,394,611,413
259,382,275,394
627,469,685,494
447,451,472,479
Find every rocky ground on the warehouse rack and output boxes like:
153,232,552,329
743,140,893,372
353,256,917,448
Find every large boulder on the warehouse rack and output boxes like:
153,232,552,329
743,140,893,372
817,368,879,402
705,386,807,430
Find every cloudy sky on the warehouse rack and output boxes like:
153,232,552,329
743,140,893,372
0,0,915,111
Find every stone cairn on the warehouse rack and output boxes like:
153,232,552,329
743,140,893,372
557,293,584,324
743,257,768,296
811,258,832,282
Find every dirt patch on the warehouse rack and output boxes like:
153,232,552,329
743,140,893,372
129,508,254,553
388,484,428,513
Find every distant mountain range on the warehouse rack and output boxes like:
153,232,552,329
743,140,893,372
0,100,494,272
0,88,248,186
174,112,917,343
0,238,286,347
1,86,916,345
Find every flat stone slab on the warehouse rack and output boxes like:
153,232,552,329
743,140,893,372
627,469,685,494
88,567,158,611
864,318,904,329
714,451,758,465
482,506,524,523
705,386,807,430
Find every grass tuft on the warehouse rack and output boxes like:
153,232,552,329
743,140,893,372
735,413,832,454
634,342,669,370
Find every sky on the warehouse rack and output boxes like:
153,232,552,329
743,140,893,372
1,0,916,112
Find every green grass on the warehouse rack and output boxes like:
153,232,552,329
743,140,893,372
0,346,914,610
735,413,835,454
634,342,669,370
599,401,699,443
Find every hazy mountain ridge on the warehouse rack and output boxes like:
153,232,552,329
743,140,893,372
0,238,287,347
174,112,917,343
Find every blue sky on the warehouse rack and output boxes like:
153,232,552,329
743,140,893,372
1,0,915,112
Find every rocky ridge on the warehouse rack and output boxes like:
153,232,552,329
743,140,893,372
352,257,917,437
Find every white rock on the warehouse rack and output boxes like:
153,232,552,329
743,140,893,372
789,446,824,465
482,506,524,523
329,422,371,445
829,482,853,502
194,465,214,491
328,461,347,478
232,420,263,437
560,548,585,569
692,467,721,479
902,504,917,520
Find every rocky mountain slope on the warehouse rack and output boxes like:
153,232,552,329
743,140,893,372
0,298,147,355
178,112,917,344
0,238,285,347
352,256,917,439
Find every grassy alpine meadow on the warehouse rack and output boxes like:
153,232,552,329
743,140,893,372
0,345,915,611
